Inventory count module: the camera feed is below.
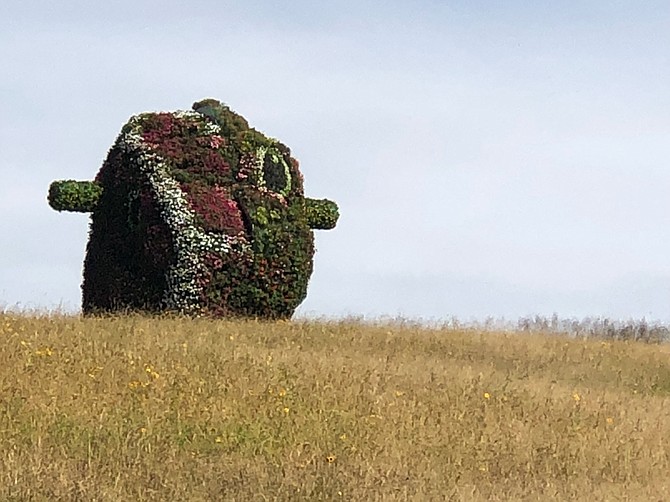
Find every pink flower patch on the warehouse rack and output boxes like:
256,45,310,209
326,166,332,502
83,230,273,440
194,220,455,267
236,152,255,181
209,135,225,148
203,252,224,270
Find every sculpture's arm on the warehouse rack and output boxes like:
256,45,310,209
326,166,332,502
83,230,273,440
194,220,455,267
48,180,102,213
305,198,339,230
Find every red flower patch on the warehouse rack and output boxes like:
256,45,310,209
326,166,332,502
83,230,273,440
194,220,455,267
142,113,177,145
183,184,245,236
202,150,230,175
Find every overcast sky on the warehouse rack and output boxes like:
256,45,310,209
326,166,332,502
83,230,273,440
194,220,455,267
1,1,669,322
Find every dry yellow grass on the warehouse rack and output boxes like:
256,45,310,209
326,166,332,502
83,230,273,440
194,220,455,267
1,313,670,501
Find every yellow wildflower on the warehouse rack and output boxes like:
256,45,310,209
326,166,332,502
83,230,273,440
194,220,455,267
87,366,103,379
144,364,160,379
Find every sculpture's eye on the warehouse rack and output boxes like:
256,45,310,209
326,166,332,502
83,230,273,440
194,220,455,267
263,152,288,194
259,147,291,197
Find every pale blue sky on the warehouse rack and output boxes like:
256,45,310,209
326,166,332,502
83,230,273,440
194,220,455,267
1,1,669,322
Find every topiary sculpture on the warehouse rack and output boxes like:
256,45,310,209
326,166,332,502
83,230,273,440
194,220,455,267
48,99,339,319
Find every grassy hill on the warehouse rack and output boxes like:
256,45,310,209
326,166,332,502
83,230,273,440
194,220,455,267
1,314,670,501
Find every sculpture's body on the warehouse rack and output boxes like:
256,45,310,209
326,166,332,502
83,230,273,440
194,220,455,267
49,99,338,319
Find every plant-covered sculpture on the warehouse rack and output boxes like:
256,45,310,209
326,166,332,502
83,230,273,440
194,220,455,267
48,99,339,319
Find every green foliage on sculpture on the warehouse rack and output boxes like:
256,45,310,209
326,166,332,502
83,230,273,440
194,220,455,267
48,180,102,213
48,99,339,319
305,198,339,230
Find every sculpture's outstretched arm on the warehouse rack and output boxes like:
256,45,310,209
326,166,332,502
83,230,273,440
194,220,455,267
48,180,102,213
304,198,339,230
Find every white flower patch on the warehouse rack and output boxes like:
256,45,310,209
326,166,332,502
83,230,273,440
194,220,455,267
116,112,250,314
254,145,268,189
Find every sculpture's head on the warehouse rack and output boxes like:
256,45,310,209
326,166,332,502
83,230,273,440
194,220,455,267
48,99,338,318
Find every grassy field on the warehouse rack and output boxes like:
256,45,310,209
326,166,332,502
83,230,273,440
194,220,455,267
1,314,670,501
